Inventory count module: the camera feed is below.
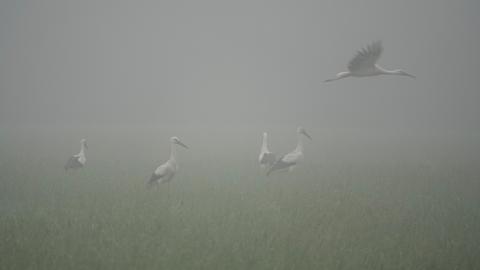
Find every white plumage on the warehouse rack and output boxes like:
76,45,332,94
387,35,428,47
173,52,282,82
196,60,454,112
267,127,312,176
325,41,415,82
258,132,276,169
65,139,88,171
148,136,188,188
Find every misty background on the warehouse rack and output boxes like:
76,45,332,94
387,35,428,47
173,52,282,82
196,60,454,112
2,1,480,269
0,0,479,132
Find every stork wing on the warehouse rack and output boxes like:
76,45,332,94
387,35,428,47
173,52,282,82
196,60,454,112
266,151,300,176
64,156,82,170
147,163,174,187
348,41,383,73
260,152,276,166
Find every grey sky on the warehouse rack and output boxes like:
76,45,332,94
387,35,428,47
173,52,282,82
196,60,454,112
1,0,479,131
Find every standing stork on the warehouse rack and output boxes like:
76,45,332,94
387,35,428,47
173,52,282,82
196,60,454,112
267,127,312,176
147,136,189,188
64,139,88,171
258,132,276,169
325,41,415,82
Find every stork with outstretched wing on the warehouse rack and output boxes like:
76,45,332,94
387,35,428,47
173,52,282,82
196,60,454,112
325,41,415,82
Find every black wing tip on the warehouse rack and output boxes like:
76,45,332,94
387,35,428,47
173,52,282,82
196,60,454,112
148,173,157,182
371,40,383,51
358,40,382,51
369,40,382,47
146,181,155,189
64,156,80,171
266,162,279,176
147,173,161,188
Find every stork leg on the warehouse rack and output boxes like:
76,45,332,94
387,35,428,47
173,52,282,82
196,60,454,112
167,182,170,200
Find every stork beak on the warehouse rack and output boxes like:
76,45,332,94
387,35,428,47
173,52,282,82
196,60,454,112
177,141,189,149
404,72,416,78
302,130,312,140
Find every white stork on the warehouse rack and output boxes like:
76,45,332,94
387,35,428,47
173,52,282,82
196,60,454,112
325,41,415,82
258,132,276,169
64,139,88,171
267,127,312,176
147,136,189,188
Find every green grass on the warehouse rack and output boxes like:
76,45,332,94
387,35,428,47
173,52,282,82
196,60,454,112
1,129,479,269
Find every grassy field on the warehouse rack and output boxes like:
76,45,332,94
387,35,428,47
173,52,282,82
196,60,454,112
1,126,479,269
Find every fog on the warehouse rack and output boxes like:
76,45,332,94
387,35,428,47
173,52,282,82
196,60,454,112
1,1,480,269
1,0,479,132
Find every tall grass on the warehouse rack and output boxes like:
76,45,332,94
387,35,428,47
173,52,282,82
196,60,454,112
1,127,479,269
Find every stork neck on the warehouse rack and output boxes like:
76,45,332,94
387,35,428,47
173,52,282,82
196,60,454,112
80,143,86,155
295,133,304,153
261,134,269,152
169,142,177,160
